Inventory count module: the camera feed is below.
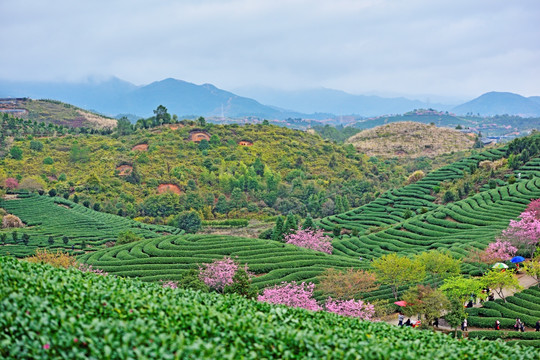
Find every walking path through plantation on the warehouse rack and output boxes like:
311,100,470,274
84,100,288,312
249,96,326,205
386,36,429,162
385,273,539,332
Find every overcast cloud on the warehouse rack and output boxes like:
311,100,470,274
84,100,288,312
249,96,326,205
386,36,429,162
1,0,539,98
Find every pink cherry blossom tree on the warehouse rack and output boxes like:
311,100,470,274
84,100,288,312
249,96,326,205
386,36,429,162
4,177,18,189
325,298,375,320
258,281,322,311
486,240,518,262
501,200,540,257
199,256,245,292
285,229,333,254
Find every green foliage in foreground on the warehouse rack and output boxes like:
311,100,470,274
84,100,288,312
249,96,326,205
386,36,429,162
1,256,537,359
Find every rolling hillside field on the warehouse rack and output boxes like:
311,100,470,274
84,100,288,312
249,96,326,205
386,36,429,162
0,194,181,258
2,256,537,359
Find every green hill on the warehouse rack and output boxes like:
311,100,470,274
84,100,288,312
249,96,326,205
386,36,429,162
0,122,415,222
2,256,537,359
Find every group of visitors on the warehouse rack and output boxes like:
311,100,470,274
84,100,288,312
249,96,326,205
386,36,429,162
397,312,540,332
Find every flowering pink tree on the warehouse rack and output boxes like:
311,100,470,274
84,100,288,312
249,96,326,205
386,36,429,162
4,177,18,190
525,199,540,219
285,229,333,254
258,281,322,311
325,298,375,320
199,256,244,292
78,263,108,276
484,240,518,262
161,280,178,289
501,201,540,257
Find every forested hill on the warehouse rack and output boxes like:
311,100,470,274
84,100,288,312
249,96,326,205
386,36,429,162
0,122,438,223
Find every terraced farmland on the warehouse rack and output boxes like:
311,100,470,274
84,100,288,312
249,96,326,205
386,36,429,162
3,256,536,359
467,287,540,330
0,194,181,257
79,233,365,289
320,147,508,234
331,177,540,274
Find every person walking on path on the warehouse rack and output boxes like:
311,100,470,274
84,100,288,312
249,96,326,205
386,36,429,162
536,320,540,332
398,313,404,327
520,321,525,332
461,319,468,332
495,320,501,330
514,318,522,332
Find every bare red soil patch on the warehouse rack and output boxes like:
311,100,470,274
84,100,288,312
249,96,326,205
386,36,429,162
116,165,133,176
189,131,210,143
445,216,459,223
238,140,253,146
168,124,181,130
57,204,71,209
132,144,148,151
157,184,182,195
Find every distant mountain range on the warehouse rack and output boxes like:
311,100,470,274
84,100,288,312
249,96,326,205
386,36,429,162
451,92,540,117
233,87,453,116
0,77,538,119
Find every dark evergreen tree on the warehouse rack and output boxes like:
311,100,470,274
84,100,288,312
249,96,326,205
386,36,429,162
284,213,298,235
271,216,285,242
302,215,315,230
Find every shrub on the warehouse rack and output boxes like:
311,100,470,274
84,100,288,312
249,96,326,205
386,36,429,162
24,248,78,268
43,157,54,165
19,177,44,192
2,214,24,229
10,146,23,160
174,211,202,233
116,230,142,245
29,140,43,151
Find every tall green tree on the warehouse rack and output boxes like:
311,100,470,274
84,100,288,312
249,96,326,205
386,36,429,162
414,250,461,284
482,269,522,302
154,105,171,124
284,213,298,235
372,253,426,299
272,216,285,242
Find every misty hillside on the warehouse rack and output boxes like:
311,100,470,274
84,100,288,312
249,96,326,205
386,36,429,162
452,91,540,117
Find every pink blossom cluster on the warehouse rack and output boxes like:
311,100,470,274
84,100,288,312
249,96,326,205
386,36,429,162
4,177,18,189
285,229,333,254
78,263,108,276
258,281,375,320
483,240,518,262
258,281,322,311
325,297,375,320
525,199,540,219
199,256,240,292
161,280,178,289
503,207,540,247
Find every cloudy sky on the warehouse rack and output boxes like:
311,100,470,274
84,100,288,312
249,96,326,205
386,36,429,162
1,0,539,99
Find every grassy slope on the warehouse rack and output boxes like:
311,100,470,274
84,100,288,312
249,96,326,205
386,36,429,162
16,99,116,128
345,121,475,158
1,256,537,359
